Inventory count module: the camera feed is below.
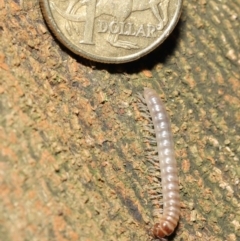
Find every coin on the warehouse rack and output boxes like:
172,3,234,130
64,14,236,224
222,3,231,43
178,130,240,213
40,0,182,64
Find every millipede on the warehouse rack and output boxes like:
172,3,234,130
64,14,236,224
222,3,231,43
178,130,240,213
138,87,180,239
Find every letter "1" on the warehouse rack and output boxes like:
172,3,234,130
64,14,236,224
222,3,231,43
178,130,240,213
80,0,97,45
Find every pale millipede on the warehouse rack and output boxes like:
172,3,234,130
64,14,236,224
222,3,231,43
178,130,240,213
138,87,180,239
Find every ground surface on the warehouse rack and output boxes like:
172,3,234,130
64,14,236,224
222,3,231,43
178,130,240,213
0,0,240,240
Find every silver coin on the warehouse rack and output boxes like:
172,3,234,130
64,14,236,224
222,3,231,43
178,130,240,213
40,0,182,63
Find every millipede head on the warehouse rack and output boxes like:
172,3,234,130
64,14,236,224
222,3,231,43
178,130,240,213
152,221,174,239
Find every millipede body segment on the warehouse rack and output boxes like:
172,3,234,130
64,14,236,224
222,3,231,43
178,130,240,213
142,88,180,239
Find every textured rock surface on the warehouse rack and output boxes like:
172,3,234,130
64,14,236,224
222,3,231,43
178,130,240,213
0,0,239,240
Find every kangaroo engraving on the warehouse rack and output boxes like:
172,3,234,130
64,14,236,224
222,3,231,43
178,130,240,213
50,0,170,49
